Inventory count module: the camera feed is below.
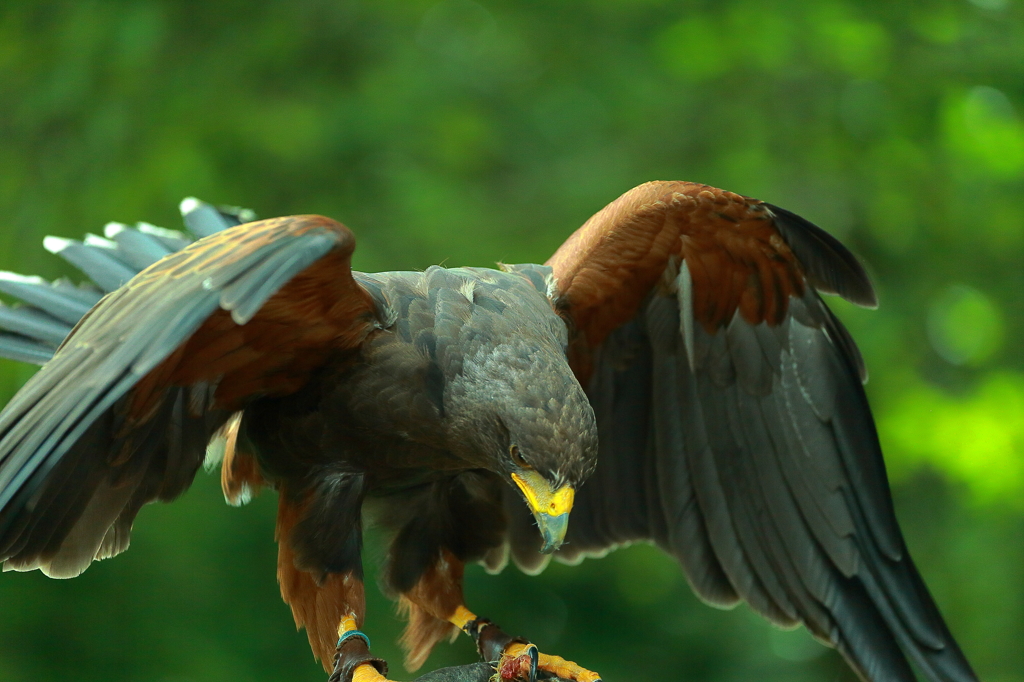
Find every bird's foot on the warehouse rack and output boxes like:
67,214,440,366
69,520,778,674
464,617,599,682
350,664,398,682
328,630,393,682
498,643,601,682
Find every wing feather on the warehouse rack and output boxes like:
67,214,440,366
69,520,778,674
0,273,101,326
544,181,977,681
0,214,374,578
103,222,175,269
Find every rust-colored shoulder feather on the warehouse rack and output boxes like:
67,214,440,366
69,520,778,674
545,181,874,382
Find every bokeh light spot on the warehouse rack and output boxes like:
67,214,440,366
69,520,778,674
927,284,1004,366
882,373,1024,506
944,86,1024,179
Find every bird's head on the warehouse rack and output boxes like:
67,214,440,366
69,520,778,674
446,338,597,554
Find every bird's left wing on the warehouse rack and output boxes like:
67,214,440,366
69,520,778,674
537,181,976,682
0,212,374,578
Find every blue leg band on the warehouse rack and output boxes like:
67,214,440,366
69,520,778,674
337,629,372,649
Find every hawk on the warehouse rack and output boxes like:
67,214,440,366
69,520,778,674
0,182,977,682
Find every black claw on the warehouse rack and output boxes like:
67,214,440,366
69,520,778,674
527,645,539,682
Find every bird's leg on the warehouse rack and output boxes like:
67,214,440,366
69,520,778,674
331,612,393,682
274,491,394,682
399,551,601,682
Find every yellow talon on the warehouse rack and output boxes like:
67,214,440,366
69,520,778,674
499,642,601,682
352,663,394,682
537,653,601,682
502,642,532,659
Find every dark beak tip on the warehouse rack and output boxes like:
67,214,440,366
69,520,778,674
536,511,569,555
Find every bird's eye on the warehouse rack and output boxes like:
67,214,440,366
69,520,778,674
510,445,530,468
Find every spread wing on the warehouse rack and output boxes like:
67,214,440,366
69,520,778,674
541,182,976,682
0,209,374,579
0,198,256,365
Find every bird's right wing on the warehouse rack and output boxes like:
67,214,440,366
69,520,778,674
0,210,375,579
0,199,255,364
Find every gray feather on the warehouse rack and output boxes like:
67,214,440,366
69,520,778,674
219,232,337,325
567,267,977,681
0,219,343,577
180,197,235,237
0,273,98,326
767,202,878,308
0,334,55,365
0,304,74,345
43,237,138,293
103,223,174,270
136,222,192,251
726,311,774,397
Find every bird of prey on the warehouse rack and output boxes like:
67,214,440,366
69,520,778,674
0,182,977,682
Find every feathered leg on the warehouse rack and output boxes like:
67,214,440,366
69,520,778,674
275,490,394,682
398,550,601,682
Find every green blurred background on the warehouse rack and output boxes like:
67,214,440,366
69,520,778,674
0,1,1022,680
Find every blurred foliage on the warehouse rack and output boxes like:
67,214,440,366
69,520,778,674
0,1,1022,681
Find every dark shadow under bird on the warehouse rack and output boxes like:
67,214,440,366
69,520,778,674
0,182,978,682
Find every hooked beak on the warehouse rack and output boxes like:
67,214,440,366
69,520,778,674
511,471,575,554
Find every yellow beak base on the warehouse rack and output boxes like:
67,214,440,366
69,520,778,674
511,471,575,553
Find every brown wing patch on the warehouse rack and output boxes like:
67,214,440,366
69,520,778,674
675,189,805,332
546,182,806,355
169,246,374,408
121,216,375,421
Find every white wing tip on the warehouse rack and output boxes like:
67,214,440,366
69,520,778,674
43,236,73,254
229,308,253,325
137,222,186,240
103,222,127,238
179,197,202,216
204,436,227,471
0,271,45,284
83,233,116,249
